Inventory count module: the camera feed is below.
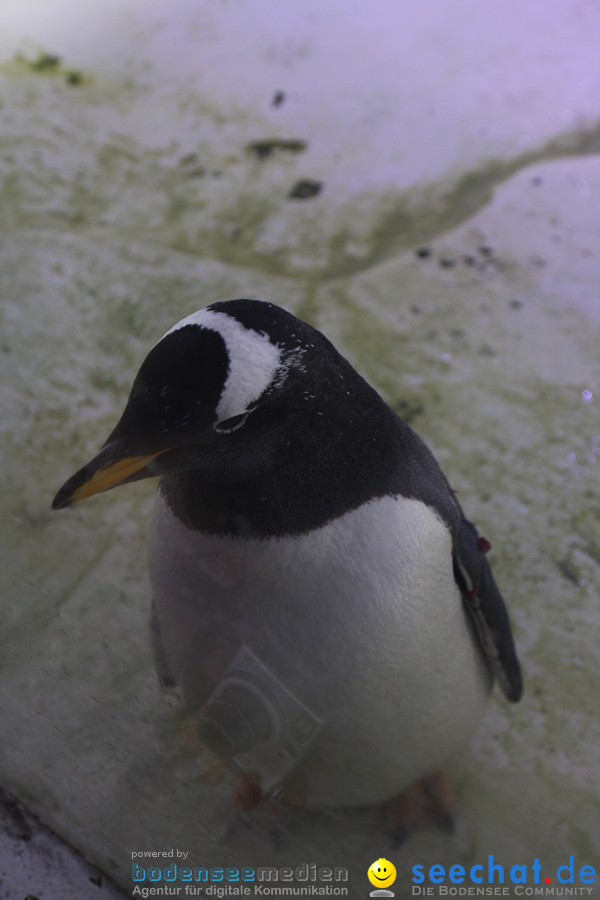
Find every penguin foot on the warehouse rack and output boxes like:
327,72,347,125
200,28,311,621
386,770,455,847
265,772,311,847
171,709,207,757
226,778,288,850
277,770,309,810
230,770,313,848
170,710,231,785
234,772,263,811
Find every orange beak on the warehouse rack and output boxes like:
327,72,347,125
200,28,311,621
52,442,165,510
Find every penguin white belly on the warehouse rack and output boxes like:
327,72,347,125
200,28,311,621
148,492,491,808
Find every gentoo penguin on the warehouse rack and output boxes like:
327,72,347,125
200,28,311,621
52,299,522,812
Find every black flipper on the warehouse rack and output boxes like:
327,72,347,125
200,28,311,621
453,517,523,702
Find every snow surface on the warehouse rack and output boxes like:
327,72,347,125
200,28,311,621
0,0,598,895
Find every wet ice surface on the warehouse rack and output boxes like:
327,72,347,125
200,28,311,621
1,0,599,895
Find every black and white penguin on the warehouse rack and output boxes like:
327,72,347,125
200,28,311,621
52,298,522,813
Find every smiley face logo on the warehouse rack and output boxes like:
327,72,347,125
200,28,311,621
368,858,397,889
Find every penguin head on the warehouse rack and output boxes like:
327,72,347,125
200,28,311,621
52,299,327,509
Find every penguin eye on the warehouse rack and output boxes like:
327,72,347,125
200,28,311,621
213,412,249,434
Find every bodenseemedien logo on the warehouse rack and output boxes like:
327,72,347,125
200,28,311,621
130,860,350,897
411,855,596,895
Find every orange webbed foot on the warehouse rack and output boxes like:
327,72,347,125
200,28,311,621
386,769,455,846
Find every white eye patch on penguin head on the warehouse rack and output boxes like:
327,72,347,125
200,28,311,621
114,306,292,451
161,307,291,428
123,324,230,442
